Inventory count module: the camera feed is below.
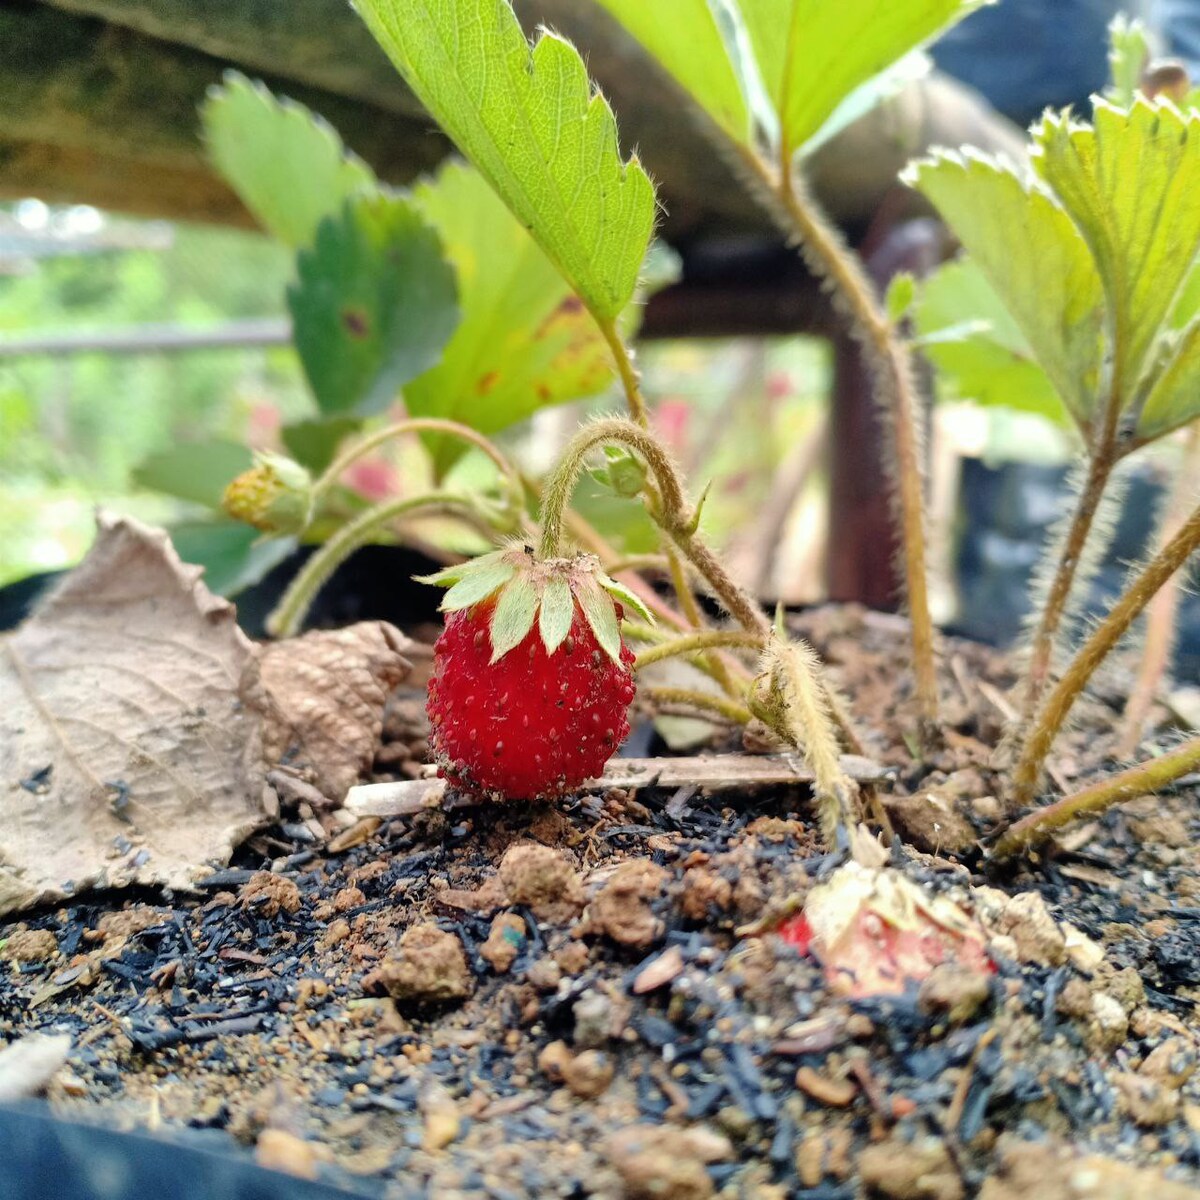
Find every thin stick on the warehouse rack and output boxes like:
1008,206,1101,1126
1011,499,1200,805
995,735,1200,858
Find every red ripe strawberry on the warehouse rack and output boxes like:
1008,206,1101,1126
420,545,650,800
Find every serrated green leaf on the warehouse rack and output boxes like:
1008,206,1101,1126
133,440,253,509
406,163,619,475
489,574,540,661
1108,15,1149,108
1136,317,1200,440
915,259,1070,425
354,0,656,322
281,416,362,473
202,72,376,248
575,578,622,664
598,577,656,626
288,193,459,418
1032,101,1200,403
439,554,517,611
906,151,1104,427
737,0,987,157
538,576,576,655
590,0,750,144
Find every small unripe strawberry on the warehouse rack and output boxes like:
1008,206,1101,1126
222,452,312,534
420,545,651,800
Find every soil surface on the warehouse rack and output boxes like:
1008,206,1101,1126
4,604,1200,1199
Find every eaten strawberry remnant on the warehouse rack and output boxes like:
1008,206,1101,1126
420,544,649,800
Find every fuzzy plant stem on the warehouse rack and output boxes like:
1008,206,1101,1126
761,157,939,737
633,630,764,671
663,545,744,699
642,686,754,726
538,418,771,639
1118,425,1200,756
267,492,496,638
598,318,649,428
995,735,1200,858
1019,442,1116,720
311,417,523,505
1011,499,1200,806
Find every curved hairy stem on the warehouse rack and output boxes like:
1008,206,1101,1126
312,417,523,505
1011,499,1200,806
538,417,770,638
995,735,1200,858
642,686,754,726
742,149,938,739
663,545,743,699
634,630,763,671
267,492,502,638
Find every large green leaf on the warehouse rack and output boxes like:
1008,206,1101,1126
288,193,459,418
132,440,253,509
169,521,297,598
202,72,376,248
280,416,362,473
905,151,1105,428
1033,100,1200,403
737,0,985,157
589,0,750,144
915,259,1069,425
1137,317,1200,440
354,0,656,322
405,163,619,473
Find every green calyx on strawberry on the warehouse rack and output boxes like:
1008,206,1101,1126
418,544,653,801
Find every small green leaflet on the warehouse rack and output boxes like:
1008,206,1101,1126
914,259,1070,426
1033,101,1200,403
538,576,576,655
905,151,1104,428
438,552,517,612
354,0,656,322
589,0,751,144
202,72,376,248
598,576,655,625
406,163,619,475
575,577,622,664
1107,15,1149,108
737,0,988,157
288,193,459,418
1136,317,1200,441
489,574,540,661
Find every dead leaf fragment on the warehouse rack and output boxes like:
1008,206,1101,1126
0,1033,71,1101
257,622,411,801
0,514,268,917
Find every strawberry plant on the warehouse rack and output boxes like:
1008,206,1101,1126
206,2,1200,860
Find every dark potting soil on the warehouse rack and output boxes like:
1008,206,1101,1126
3,604,1200,1199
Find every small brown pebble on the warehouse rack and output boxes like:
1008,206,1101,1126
480,912,526,974
997,892,1066,966
678,867,732,921
2,928,58,963
1114,1071,1179,1127
561,1049,614,1099
794,1066,856,1108
365,923,474,1006
331,886,365,912
605,1124,729,1200
1141,1037,1198,1089
320,918,351,949
859,1135,963,1200
240,872,301,918
498,843,584,921
632,945,684,994
553,941,590,976
579,860,669,950
525,957,562,993
255,1129,320,1180
420,1082,460,1151
918,962,991,1026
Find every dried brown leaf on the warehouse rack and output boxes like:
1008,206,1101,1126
0,513,268,916
257,622,411,801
